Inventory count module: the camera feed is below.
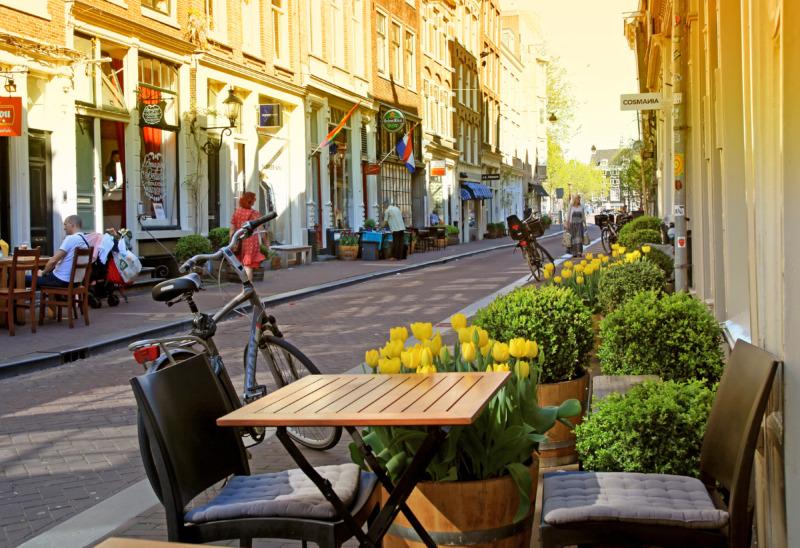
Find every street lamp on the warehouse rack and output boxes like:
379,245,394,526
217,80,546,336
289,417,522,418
201,87,243,156
591,145,597,154
548,112,558,123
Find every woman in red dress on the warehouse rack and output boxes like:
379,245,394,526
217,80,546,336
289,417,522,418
229,192,267,282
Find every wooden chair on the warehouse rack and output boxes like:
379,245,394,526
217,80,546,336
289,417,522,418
0,248,40,336
130,353,380,547
434,227,447,250
39,247,93,329
540,340,779,548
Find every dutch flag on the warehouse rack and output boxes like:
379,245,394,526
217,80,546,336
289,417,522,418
395,125,415,174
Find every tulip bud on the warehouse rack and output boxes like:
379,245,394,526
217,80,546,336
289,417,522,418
461,342,477,362
365,349,380,368
492,342,510,363
450,313,467,330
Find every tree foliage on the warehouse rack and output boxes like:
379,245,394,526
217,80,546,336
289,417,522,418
613,140,657,212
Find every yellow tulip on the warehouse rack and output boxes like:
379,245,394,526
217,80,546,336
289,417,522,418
420,347,433,367
576,275,585,285
417,365,436,374
365,349,380,368
451,313,467,330
439,346,449,362
378,357,401,374
427,332,443,356
401,348,421,369
410,322,433,341
611,243,619,250
554,276,563,284
492,342,510,362
543,269,552,280
618,246,627,254
574,264,585,273
390,326,409,342
586,252,594,260
477,328,490,347
381,339,404,359
563,260,574,269
458,326,477,344
493,362,510,373
515,360,530,379
461,342,477,362
642,245,651,254
601,255,610,263
612,250,620,258
526,340,539,359
562,269,573,279
583,265,594,276
480,342,493,357
509,338,528,359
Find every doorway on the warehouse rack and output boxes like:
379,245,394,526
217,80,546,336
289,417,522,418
207,138,220,229
0,138,9,242
75,117,96,231
29,131,53,254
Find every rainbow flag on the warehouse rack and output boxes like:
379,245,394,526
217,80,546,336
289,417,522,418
320,100,361,149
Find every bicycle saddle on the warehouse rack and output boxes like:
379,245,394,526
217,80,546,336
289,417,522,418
152,273,203,302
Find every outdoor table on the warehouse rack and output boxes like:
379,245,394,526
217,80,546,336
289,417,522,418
217,371,511,547
0,254,50,327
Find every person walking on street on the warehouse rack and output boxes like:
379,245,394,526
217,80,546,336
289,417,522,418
565,194,587,257
383,199,407,260
230,192,268,282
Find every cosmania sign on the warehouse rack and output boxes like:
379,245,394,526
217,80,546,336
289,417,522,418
620,93,663,111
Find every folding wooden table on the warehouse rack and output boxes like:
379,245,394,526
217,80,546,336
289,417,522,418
218,371,511,547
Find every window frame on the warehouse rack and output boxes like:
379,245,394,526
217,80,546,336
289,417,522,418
404,29,416,91
242,0,262,56
390,19,403,86
271,0,289,66
376,9,389,77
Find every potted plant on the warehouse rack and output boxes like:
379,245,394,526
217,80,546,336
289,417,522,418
207,227,231,250
445,224,460,246
473,285,594,466
363,218,377,231
337,232,359,260
261,245,282,270
357,318,581,547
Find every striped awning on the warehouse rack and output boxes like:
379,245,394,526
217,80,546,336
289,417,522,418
461,182,493,200
460,187,472,200
533,184,549,197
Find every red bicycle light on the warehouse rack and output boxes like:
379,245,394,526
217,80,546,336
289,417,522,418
133,346,160,364
511,224,520,230
520,240,528,247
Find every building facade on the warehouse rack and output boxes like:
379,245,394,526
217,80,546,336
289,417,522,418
479,0,501,230
626,1,799,545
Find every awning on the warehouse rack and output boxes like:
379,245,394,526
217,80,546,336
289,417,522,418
533,184,549,197
459,187,472,200
461,181,493,200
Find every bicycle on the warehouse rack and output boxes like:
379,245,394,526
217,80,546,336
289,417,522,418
596,212,632,253
506,213,554,281
129,212,341,499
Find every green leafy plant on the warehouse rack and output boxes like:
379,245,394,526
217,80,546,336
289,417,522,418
355,319,582,521
618,228,662,249
445,224,460,236
363,218,377,230
175,234,212,262
540,214,552,229
474,285,593,383
339,232,359,246
599,290,725,382
543,255,605,313
618,214,662,238
597,257,666,312
644,247,674,279
208,227,231,250
576,380,715,477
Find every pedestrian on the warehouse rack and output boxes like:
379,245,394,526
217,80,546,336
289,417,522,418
565,194,587,257
523,206,533,220
429,209,440,226
383,199,407,260
30,215,90,288
230,191,268,282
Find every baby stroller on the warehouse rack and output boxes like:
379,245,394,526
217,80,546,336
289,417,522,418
87,230,133,308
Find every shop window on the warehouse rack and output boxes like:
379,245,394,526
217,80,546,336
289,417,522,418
74,35,126,112
379,162,412,225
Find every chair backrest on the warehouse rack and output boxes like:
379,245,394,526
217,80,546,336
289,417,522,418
130,354,249,514
699,340,778,546
69,246,93,288
10,248,41,291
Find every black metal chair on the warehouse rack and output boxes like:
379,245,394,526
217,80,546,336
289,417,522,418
540,340,778,548
130,353,380,547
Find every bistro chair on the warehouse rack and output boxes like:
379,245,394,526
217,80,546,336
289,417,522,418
540,340,778,548
434,227,447,250
130,353,380,547
38,247,93,329
0,247,41,336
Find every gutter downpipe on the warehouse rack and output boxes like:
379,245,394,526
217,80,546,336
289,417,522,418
672,0,688,291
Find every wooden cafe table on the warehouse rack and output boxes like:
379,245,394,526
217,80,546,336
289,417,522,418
218,371,511,547
0,254,50,327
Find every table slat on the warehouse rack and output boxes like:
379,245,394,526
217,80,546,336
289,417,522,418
279,375,374,414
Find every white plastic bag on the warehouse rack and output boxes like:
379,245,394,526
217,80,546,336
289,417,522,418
114,250,142,284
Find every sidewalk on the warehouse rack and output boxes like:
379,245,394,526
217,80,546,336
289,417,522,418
0,229,561,373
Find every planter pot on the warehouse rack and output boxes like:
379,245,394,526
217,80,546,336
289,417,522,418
270,256,282,270
447,235,460,246
251,267,264,282
536,373,589,467
337,245,359,260
383,457,539,548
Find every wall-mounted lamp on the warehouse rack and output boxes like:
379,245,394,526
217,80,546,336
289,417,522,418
548,112,558,123
591,144,597,153
200,87,243,155
3,78,15,93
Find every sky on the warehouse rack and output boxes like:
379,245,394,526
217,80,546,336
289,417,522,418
504,0,641,162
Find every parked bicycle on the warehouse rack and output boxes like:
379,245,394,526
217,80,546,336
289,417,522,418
506,212,554,281
129,211,340,501
595,211,632,253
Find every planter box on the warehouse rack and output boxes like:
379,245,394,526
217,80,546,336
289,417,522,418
447,235,459,246
382,456,539,548
337,245,359,260
536,373,589,467
361,242,380,261
361,231,384,244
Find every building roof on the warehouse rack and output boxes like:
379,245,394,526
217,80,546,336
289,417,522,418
591,148,619,166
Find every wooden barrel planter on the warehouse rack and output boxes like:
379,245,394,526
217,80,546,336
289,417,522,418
536,373,589,467
382,457,539,548
337,245,359,260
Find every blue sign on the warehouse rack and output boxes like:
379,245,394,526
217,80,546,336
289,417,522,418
259,104,282,128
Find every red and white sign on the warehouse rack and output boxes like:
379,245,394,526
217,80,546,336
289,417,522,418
430,160,446,177
677,237,687,248
0,97,22,137
364,163,381,175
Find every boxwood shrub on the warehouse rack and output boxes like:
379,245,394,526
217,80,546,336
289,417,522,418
473,285,593,383
175,234,213,262
575,380,715,477
208,227,231,250
598,290,725,383
618,215,662,238
597,259,665,313
644,248,674,279
618,228,662,250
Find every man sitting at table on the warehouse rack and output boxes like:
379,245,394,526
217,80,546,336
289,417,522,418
29,215,90,288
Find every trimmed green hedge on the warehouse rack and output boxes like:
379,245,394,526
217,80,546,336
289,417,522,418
473,285,593,383
618,215,662,238
597,259,666,313
644,248,674,279
599,291,725,383
576,380,715,477
618,228,662,250
175,234,212,262
208,227,231,250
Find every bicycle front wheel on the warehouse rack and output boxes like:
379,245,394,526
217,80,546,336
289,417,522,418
254,334,342,451
523,244,543,281
535,241,554,270
601,227,612,253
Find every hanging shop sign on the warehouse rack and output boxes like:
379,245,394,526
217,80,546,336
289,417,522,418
259,103,282,128
139,101,168,128
620,92,662,111
0,97,22,137
382,109,406,133
364,163,382,175
481,173,500,181
430,160,446,176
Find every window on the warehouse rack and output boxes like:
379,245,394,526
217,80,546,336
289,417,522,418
352,0,365,76
376,11,388,76
439,16,448,62
138,55,180,227
390,21,402,84
206,0,227,40
309,0,323,54
272,0,288,64
404,30,416,90
242,0,261,55
142,0,170,15
457,64,463,104
330,0,345,67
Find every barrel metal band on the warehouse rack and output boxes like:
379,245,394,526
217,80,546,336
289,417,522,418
387,513,533,545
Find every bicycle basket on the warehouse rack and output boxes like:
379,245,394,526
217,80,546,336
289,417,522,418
525,218,545,238
506,215,529,241
594,213,609,227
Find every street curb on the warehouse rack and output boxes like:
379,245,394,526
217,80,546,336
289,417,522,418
0,233,562,378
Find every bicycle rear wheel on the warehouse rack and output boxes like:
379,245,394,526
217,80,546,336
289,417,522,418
522,244,543,281
254,335,342,450
601,227,612,253
535,240,554,267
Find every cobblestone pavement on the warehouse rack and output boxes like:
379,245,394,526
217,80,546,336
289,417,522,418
0,231,594,547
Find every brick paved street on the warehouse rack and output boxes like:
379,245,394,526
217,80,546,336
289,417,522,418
0,230,592,547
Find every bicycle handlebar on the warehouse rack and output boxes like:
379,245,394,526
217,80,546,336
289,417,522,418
179,210,277,273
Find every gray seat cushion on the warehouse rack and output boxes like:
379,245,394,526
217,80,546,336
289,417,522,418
185,463,363,523
542,472,729,529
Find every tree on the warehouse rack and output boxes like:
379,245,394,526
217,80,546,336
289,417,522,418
546,57,576,149
613,140,656,212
